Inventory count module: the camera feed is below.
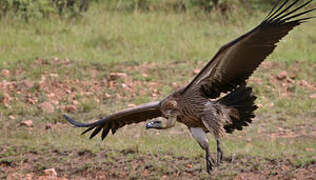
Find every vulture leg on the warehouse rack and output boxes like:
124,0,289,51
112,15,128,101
205,146,214,174
216,138,223,166
190,127,215,174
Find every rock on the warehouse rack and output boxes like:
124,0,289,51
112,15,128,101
250,78,262,85
39,102,55,113
142,169,149,176
298,80,308,86
276,71,287,80
289,73,296,79
1,69,10,77
305,148,314,152
0,93,11,105
45,124,53,130
186,164,193,168
25,173,34,180
309,93,316,99
64,105,77,113
38,176,68,180
109,72,127,80
286,78,295,84
50,73,58,78
172,82,178,87
18,80,34,89
234,172,260,180
267,102,274,107
44,168,57,177
298,80,315,90
65,89,72,94
72,100,79,105
20,120,33,127
193,69,200,75
52,57,59,62
128,104,136,107
121,83,128,88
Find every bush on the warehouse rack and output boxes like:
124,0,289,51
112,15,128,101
0,0,94,20
105,0,276,13
0,0,278,20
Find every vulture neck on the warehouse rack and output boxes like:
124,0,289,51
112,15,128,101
162,116,177,129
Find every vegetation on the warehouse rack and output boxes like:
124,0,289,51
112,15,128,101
0,0,93,19
0,0,279,20
0,0,315,179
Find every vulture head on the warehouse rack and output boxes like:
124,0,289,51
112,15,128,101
145,118,164,129
146,99,179,129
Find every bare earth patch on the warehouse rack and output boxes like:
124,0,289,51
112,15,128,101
0,58,315,179
1,145,315,180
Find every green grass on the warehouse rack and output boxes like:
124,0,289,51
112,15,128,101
0,1,316,178
1,2,316,65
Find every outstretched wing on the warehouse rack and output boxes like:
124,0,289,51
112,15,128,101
64,101,162,140
182,0,316,98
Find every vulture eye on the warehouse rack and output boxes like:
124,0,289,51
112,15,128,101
153,121,161,124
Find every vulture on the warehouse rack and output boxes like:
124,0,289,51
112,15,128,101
64,0,315,174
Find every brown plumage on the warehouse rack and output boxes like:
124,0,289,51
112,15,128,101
64,0,315,174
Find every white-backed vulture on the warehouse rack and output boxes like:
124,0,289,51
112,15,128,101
64,0,315,174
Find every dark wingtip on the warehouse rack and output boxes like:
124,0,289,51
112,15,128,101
64,114,109,140
101,124,111,141
63,114,76,124
63,114,90,127
266,0,316,23
89,126,102,139
81,126,95,135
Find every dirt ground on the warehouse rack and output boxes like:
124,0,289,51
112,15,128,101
1,145,315,180
1,59,315,179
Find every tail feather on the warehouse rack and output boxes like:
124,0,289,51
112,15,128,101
218,85,258,133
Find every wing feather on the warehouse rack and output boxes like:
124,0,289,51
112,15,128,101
64,101,162,140
182,0,316,98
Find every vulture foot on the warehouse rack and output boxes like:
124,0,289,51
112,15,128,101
205,147,215,174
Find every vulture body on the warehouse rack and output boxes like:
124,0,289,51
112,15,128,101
64,0,315,174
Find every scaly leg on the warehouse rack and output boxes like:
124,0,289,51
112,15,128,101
190,127,215,174
216,139,223,166
205,146,215,174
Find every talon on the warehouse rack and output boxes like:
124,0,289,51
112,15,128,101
216,153,222,166
216,161,219,167
206,158,214,174
206,156,215,174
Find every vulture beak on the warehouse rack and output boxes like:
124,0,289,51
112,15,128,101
146,120,163,129
146,116,177,129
